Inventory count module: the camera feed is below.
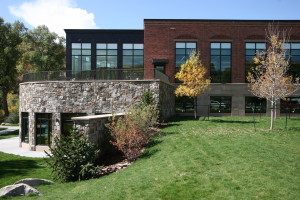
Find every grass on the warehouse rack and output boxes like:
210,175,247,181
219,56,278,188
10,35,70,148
0,152,51,189
0,130,19,140
0,116,299,199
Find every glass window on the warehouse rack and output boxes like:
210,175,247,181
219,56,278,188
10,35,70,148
122,43,144,69
175,42,197,72
210,42,231,83
36,113,52,146
285,43,300,79
96,43,118,68
245,97,266,113
71,43,91,72
245,42,266,82
21,112,29,143
175,96,194,113
210,96,231,113
280,97,300,114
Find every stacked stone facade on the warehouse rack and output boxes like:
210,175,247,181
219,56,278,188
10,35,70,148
19,80,175,151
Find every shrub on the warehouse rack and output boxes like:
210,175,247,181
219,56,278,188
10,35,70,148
4,111,19,123
140,89,155,107
108,104,159,162
45,129,100,182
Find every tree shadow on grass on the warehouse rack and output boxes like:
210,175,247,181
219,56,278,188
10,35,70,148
210,119,257,124
0,159,43,179
287,127,300,132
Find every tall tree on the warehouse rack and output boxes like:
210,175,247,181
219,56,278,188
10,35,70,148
175,51,211,119
0,18,26,116
17,25,65,74
247,24,300,130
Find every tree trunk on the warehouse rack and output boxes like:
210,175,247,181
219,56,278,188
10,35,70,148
194,97,197,119
2,90,9,117
270,101,274,130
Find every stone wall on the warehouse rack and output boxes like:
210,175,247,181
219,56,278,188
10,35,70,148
19,80,175,150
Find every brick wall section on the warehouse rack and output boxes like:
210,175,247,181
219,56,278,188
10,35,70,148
144,20,300,83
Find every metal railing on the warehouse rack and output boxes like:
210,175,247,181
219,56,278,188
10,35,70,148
21,68,170,83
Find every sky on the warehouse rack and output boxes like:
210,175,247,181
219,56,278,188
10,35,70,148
1,0,300,37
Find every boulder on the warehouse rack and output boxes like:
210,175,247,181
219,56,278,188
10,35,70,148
0,183,42,197
14,178,54,187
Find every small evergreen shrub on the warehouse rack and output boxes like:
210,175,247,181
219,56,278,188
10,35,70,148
45,129,100,182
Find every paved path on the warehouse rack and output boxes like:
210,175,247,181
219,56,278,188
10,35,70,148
0,125,19,135
0,137,48,158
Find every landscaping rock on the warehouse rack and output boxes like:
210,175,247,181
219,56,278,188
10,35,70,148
0,183,42,197
14,178,54,187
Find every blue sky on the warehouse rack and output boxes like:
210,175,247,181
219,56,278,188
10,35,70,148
1,0,300,37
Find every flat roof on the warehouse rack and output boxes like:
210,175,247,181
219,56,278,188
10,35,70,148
144,19,300,22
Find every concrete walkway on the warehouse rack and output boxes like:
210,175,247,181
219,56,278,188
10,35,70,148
0,137,48,158
0,125,19,135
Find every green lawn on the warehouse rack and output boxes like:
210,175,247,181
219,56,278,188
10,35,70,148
1,116,299,200
0,130,19,140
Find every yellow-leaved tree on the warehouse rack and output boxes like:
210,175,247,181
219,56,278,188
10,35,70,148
247,24,300,130
175,51,211,119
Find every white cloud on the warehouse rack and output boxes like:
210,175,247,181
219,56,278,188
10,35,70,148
9,0,98,37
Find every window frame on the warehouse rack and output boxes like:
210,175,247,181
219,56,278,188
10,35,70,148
96,43,118,69
210,42,232,83
71,43,92,72
122,43,144,69
210,96,232,113
245,96,267,113
245,42,266,82
35,113,52,146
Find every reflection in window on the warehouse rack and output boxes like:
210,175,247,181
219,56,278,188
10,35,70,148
71,43,91,72
245,96,266,113
36,113,52,146
175,42,197,73
175,96,194,113
61,113,86,136
280,97,300,114
245,43,266,82
96,43,118,68
284,43,300,79
210,43,231,83
122,44,144,69
210,96,231,113
21,112,29,143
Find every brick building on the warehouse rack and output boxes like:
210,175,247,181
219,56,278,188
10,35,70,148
65,19,300,116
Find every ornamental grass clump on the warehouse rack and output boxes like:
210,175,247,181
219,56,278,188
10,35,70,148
45,129,100,182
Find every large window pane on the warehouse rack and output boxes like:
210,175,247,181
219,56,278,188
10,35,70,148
175,41,197,81
36,113,52,146
210,96,231,113
21,113,29,143
245,42,266,82
245,97,266,113
122,43,144,69
71,43,91,72
97,43,118,69
286,43,300,79
210,42,231,83
280,97,300,114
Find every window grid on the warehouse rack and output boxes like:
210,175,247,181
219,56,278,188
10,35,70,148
175,42,197,72
122,43,144,69
284,43,300,79
96,43,118,68
210,42,232,83
71,43,91,71
210,96,232,113
245,96,266,113
245,42,266,82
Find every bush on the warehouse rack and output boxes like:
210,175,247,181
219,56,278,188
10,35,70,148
108,104,159,162
4,111,19,123
45,129,100,182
